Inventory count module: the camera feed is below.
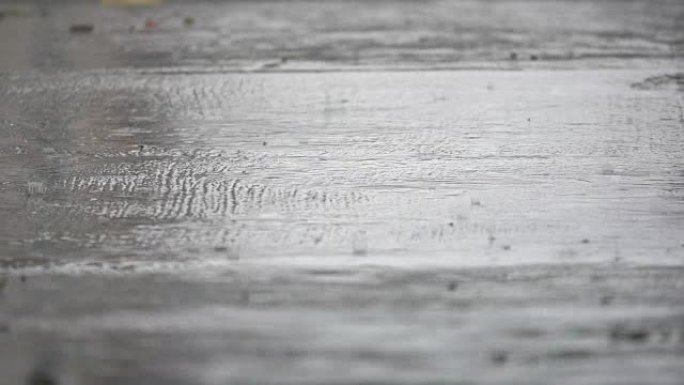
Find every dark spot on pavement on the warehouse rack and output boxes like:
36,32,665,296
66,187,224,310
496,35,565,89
69,24,93,34
26,366,58,385
610,325,650,343
240,289,250,306
491,350,509,365
548,349,592,360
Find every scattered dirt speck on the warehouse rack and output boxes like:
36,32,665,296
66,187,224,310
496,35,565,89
70,24,94,34
610,325,650,343
491,350,509,365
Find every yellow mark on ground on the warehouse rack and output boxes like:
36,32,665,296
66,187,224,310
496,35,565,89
2,7,31,17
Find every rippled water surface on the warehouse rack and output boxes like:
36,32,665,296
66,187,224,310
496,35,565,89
0,0,683,384
1,69,683,268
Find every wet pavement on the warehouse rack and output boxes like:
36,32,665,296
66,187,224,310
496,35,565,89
1,0,684,384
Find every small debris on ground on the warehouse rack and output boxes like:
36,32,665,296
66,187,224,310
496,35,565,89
447,281,459,291
491,350,509,365
610,325,650,343
183,16,194,26
144,18,157,29
70,24,94,34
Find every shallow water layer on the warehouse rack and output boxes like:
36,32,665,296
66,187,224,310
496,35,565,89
1,67,683,385
1,69,683,268
1,0,684,384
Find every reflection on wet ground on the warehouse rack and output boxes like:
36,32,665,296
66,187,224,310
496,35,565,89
1,0,684,384
1,69,683,267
